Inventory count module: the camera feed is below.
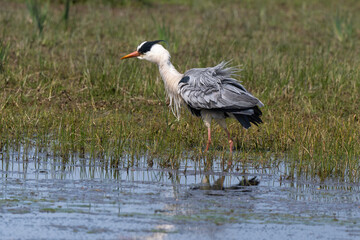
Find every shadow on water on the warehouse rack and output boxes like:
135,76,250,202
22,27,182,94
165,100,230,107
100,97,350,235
1,146,360,240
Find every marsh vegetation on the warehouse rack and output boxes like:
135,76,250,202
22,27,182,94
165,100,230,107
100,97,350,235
0,0,359,181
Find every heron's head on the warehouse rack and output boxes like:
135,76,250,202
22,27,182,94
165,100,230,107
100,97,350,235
121,40,170,64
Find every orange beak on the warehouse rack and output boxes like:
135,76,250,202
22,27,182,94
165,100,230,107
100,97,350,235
121,51,140,60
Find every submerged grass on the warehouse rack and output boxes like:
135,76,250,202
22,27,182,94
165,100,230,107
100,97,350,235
0,0,359,181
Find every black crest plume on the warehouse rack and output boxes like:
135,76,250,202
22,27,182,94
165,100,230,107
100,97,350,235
138,40,166,54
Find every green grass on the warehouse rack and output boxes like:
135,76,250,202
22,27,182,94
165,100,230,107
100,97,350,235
26,0,48,34
0,0,359,181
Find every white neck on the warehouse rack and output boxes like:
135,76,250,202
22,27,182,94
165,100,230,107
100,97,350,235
157,59,183,119
140,44,184,119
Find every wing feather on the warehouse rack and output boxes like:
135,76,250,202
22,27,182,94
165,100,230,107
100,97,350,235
178,62,263,111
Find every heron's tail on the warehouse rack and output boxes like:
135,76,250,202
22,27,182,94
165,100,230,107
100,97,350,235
233,106,263,129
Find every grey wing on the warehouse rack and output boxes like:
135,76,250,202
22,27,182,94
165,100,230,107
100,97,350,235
178,62,264,112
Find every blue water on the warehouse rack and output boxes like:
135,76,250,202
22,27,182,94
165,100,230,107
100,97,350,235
1,147,359,239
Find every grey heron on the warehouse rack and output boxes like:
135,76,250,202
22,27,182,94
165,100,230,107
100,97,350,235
121,40,264,153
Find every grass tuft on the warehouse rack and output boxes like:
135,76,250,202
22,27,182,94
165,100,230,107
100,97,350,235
0,39,9,73
26,0,48,35
62,0,71,28
333,12,354,42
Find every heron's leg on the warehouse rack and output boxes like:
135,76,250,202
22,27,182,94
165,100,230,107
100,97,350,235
205,126,211,152
215,119,234,153
202,113,212,153
224,128,234,154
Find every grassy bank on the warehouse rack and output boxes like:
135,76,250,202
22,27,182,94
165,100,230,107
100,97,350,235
0,0,359,181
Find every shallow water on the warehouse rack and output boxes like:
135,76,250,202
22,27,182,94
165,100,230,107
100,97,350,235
1,147,360,240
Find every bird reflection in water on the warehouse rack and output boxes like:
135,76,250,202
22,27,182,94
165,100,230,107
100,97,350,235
190,158,260,192
190,175,259,192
